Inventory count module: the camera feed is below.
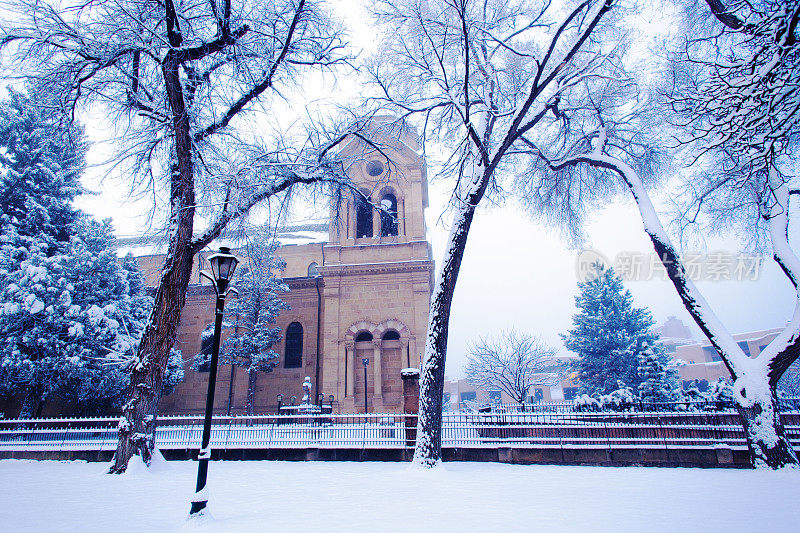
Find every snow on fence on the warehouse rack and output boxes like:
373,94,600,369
488,397,800,413
2,405,799,453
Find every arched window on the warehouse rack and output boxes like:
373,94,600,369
354,331,373,342
197,326,214,372
355,191,372,238
381,330,400,341
285,322,303,368
380,193,398,237
307,262,320,277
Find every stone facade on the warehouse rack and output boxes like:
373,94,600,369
136,126,434,415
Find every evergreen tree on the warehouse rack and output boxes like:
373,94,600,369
0,217,156,415
562,263,666,396
637,341,680,403
708,377,734,407
193,237,289,415
160,349,186,398
0,88,83,248
778,359,800,398
0,88,158,416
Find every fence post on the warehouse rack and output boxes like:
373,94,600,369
655,412,669,456
268,417,275,450
556,412,565,462
401,368,420,448
24,419,31,453
58,422,67,453
362,413,367,451
224,418,233,451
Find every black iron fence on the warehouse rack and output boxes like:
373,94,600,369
1,400,798,453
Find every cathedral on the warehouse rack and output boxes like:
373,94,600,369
132,125,434,414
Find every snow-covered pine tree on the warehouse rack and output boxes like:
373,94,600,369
193,237,289,415
708,377,734,408
0,216,156,415
0,87,83,250
223,239,288,415
562,263,661,396
778,359,800,398
0,88,155,416
161,349,186,398
637,341,680,404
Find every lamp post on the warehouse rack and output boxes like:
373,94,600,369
362,358,369,414
277,394,283,411
190,247,239,516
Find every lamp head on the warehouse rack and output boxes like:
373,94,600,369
208,247,239,291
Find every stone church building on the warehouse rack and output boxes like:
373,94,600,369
132,127,434,414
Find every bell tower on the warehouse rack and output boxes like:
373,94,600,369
328,119,429,247
318,118,434,413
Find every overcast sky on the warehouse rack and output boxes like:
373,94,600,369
74,0,798,378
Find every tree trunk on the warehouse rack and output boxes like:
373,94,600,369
109,50,197,474
737,390,798,468
109,240,195,473
19,384,43,419
247,369,257,417
602,154,798,468
412,204,480,467
227,364,237,416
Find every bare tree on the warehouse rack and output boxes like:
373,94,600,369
0,0,364,472
465,330,563,404
367,0,616,466
520,0,800,468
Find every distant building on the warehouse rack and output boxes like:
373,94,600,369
657,317,781,392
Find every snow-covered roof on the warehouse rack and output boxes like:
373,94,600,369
114,223,329,257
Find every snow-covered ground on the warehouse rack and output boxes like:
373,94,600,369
1,459,798,532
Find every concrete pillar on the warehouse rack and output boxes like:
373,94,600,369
401,368,420,447
372,339,383,397
346,200,355,245
345,200,351,241
372,196,381,238
345,341,355,397
409,335,419,368
400,197,406,236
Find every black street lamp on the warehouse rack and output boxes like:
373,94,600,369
190,247,239,516
362,358,369,414
277,394,283,410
